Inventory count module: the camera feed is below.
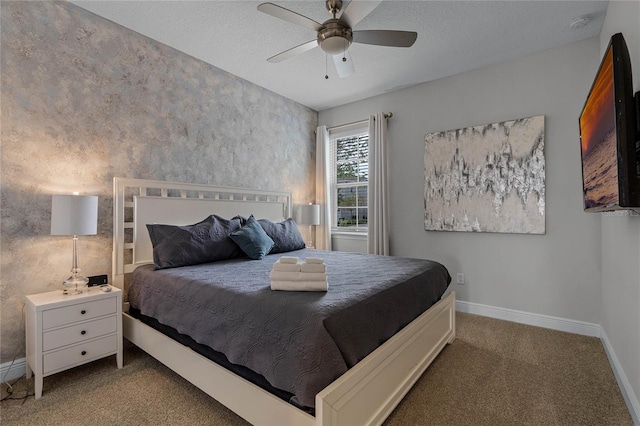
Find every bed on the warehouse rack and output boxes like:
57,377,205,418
112,177,456,426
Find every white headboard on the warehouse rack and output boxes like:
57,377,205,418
112,177,292,290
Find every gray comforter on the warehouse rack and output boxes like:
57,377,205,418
128,248,450,408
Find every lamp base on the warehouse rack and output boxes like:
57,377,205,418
62,235,89,294
306,225,315,249
63,275,89,295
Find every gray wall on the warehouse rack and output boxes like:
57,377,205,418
0,1,317,361
332,233,367,253
599,0,640,415
320,37,602,324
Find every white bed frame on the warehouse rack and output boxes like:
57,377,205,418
112,177,455,426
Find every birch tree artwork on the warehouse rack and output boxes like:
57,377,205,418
424,115,545,234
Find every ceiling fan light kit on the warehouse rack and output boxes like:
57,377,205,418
318,21,352,55
258,0,417,78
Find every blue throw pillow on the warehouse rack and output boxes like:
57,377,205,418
230,215,275,260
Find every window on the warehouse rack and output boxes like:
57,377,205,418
330,124,368,233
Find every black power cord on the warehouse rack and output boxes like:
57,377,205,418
0,376,33,404
0,304,32,404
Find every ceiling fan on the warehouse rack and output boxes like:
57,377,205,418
257,0,417,78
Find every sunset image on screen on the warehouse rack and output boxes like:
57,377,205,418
580,47,618,208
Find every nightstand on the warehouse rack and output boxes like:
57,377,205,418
25,286,123,399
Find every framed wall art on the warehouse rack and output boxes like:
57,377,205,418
424,115,545,234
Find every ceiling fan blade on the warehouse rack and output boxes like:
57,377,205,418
267,40,318,63
353,30,417,47
338,0,382,29
333,51,354,78
257,3,324,32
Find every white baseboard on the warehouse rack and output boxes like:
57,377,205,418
601,330,640,426
456,300,639,424
455,300,601,337
0,357,26,382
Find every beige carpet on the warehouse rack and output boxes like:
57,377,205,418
1,312,632,425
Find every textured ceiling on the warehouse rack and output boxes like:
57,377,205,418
71,1,608,111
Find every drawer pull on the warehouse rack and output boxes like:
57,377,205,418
81,330,86,335
81,351,87,356
81,310,86,315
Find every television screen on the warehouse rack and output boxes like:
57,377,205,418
579,33,638,211
580,45,618,208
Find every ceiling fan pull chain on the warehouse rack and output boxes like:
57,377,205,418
343,38,347,62
325,53,329,79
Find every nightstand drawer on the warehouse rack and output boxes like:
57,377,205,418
42,297,117,330
43,334,118,374
43,316,117,351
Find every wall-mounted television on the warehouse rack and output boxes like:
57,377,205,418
579,32,640,212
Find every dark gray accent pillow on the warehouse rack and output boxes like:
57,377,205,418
257,218,306,254
229,215,275,260
146,215,244,269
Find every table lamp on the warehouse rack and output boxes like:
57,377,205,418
51,194,98,294
299,203,320,249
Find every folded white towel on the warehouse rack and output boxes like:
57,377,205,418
271,280,328,292
269,271,298,281
301,263,326,273
270,271,327,282
272,262,302,272
304,257,324,264
279,256,299,264
300,272,327,281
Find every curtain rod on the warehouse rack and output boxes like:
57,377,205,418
316,112,393,134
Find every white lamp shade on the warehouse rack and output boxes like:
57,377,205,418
51,194,98,236
300,204,320,226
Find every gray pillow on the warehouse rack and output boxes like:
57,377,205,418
257,218,306,254
146,215,244,269
229,215,275,260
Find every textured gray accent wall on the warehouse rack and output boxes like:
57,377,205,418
0,1,317,361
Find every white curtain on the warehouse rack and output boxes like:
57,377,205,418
315,126,332,251
367,113,389,255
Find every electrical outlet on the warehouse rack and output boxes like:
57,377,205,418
456,273,465,285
